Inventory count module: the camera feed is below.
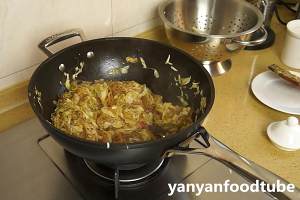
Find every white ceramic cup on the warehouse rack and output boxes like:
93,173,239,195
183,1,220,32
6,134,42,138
281,20,300,69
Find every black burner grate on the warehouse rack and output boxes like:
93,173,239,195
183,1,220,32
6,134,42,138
84,158,168,199
84,159,166,184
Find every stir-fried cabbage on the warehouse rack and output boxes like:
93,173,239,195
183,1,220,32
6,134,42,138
51,80,192,144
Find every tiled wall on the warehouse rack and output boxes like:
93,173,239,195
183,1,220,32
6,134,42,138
0,0,163,90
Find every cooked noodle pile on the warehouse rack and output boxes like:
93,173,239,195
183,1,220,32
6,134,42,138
51,80,192,144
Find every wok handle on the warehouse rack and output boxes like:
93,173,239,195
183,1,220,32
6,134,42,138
232,26,268,46
38,28,86,57
166,127,300,199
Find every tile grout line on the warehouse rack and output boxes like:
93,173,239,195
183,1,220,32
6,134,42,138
0,99,28,114
0,15,159,87
155,158,212,199
111,0,114,36
181,158,212,182
113,16,159,35
0,63,39,80
1,15,159,81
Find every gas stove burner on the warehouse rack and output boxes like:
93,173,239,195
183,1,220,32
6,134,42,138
84,158,169,199
84,159,166,184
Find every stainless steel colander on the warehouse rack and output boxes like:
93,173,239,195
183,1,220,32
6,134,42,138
159,0,267,76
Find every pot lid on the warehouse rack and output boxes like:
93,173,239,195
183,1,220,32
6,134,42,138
267,116,300,151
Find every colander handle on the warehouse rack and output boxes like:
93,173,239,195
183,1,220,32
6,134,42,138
232,26,268,46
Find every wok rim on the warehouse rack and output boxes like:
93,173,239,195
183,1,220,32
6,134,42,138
28,37,215,150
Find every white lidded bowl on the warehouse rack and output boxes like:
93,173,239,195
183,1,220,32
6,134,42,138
267,116,300,151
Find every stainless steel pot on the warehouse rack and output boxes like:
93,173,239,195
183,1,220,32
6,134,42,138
159,0,267,76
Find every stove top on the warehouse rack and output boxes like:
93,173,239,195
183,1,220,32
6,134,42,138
38,135,210,200
0,119,275,200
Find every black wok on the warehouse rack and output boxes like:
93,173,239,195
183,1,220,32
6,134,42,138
28,29,299,199
29,29,214,168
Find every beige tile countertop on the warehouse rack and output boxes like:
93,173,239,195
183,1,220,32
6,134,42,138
0,7,299,188
137,16,300,187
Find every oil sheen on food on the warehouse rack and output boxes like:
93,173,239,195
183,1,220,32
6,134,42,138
51,80,193,144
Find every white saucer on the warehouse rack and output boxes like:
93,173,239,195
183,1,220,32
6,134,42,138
251,71,300,115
